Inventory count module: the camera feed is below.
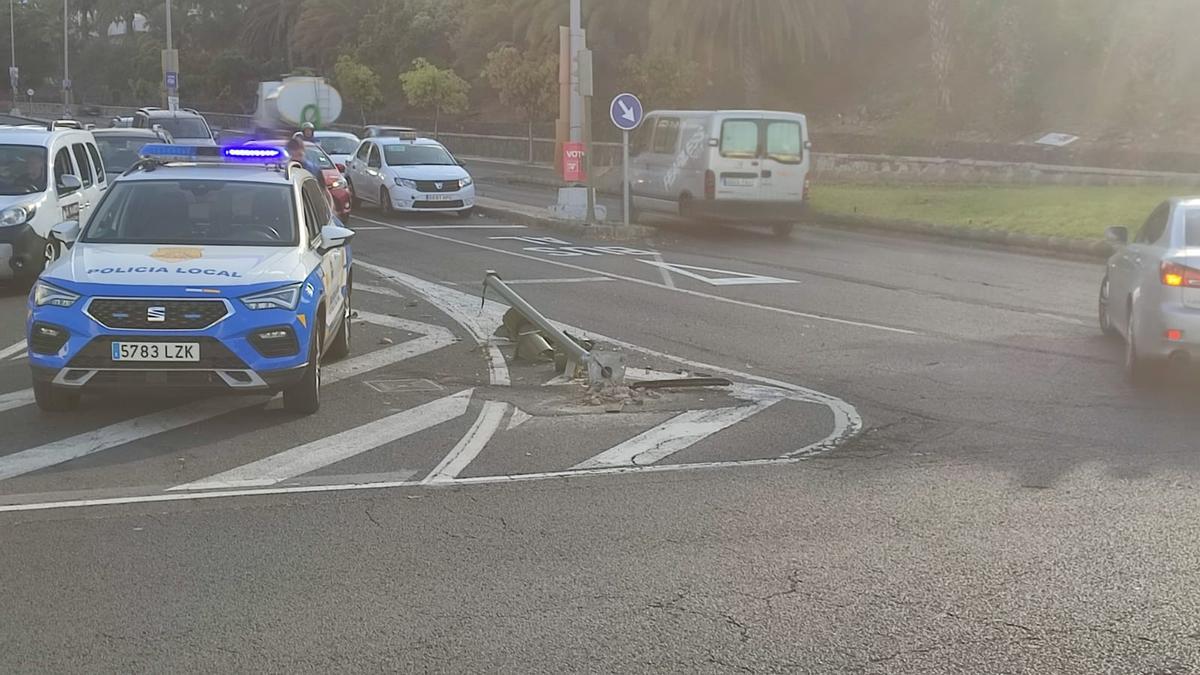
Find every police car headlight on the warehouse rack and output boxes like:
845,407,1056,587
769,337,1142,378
458,177,473,188
0,204,35,228
33,280,80,307
394,178,417,189
330,178,347,190
241,283,302,311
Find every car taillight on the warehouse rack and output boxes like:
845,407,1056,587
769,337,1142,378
1161,261,1200,287
704,170,715,200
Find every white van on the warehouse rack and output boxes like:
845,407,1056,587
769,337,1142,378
629,110,811,235
0,126,107,283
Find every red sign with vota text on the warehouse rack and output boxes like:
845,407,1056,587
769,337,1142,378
562,142,586,183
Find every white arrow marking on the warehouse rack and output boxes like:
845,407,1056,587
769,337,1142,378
573,401,781,470
0,340,26,361
0,388,35,414
422,400,507,484
637,260,799,287
618,99,635,122
172,390,474,491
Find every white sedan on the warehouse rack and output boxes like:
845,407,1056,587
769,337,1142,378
345,137,475,217
312,130,360,170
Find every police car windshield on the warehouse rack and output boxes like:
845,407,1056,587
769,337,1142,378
384,144,455,166
94,135,150,173
315,136,358,155
83,180,298,247
156,117,210,139
0,144,48,195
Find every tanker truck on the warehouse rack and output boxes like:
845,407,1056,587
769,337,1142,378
253,76,344,137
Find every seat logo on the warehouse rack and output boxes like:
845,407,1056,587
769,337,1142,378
147,306,166,323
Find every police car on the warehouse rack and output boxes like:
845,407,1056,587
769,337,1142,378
26,144,355,414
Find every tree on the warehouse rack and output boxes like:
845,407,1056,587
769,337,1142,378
647,0,849,106
292,0,361,69
334,54,382,124
398,58,470,135
241,0,305,70
927,0,953,115
482,44,556,162
620,51,701,111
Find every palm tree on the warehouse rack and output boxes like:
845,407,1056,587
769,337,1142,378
292,0,360,68
240,0,305,70
646,0,849,107
927,0,952,115
511,0,647,50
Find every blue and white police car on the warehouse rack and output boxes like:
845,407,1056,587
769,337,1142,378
26,144,355,415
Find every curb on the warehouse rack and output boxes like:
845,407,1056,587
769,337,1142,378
475,198,657,242
801,212,1113,262
488,173,1114,262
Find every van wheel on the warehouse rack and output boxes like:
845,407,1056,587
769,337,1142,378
771,222,796,238
34,380,79,412
677,195,694,220
284,323,323,415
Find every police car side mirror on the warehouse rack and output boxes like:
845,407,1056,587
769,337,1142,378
50,220,81,245
57,174,82,195
319,224,355,253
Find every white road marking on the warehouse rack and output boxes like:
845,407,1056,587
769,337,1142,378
351,215,919,336
573,401,782,469
9,350,26,361
637,260,798,287
0,389,35,414
355,260,511,387
422,400,508,484
507,407,532,430
0,315,455,483
651,253,677,289
355,283,406,300
171,390,474,491
0,340,27,360
352,226,390,230
504,277,614,285
407,224,527,230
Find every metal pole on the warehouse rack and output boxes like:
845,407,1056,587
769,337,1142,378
484,271,589,364
9,0,15,112
62,0,68,114
165,0,172,52
622,130,630,226
568,0,582,145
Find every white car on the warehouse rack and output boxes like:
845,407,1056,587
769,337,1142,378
312,130,360,170
0,125,109,284
345,137,475,217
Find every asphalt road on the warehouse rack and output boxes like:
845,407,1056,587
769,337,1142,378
2,185,1199,672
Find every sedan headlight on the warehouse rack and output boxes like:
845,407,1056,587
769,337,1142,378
33,280,80,307
330,178,347,190
458,176,473,188
394,177,417,189
241,284,302,311
0,204,36,228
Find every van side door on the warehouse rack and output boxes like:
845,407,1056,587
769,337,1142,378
646,116,680,203
51,145,86,224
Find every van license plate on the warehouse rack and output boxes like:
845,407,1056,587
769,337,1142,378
111,342,200,362
724,177,755,187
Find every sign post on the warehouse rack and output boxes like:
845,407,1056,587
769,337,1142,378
609,93,644,227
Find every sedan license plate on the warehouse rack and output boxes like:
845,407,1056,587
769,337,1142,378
111,342,199,362
724,177,756,187
422,194,457,201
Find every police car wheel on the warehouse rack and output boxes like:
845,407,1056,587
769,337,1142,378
379,188,393,215
327,296,352,361
284,324,322,415
33,380,80,412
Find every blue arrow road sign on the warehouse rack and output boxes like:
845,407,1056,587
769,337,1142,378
610,93,644,131
165,72,178,90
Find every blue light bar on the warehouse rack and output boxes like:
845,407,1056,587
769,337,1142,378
137,144,285,165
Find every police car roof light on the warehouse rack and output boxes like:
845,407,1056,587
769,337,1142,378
138,143,285,164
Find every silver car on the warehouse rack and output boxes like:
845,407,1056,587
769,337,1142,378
1100,198,1200,384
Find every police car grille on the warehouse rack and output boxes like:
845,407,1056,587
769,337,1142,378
68,337,249,369
88,299,229,330
414,180,460,193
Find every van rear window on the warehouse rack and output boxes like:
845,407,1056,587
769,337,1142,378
766,122,803,164
720,121,759,158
